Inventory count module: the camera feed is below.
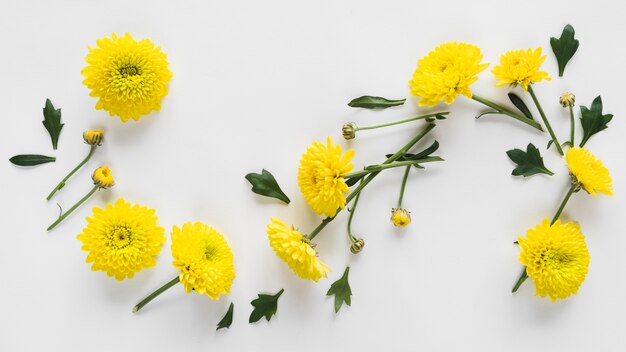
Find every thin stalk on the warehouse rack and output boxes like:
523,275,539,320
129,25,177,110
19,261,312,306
471,94,544,131
133,276,180,313
346,189,362,243
344,157,443,179
47,145,97,200
569,105,575,146
355,112,449,132
527,86,564,156
397,166,411,208
47,186,99,231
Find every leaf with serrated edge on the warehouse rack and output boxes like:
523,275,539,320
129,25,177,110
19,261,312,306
42,99,64,150
506,143,554,177
326,267,352,313
249,289,284,323
216,302,234,330
245,169,290,204
550,24,579,77
580,96,613,147
9,154,56,166
348,96,405,109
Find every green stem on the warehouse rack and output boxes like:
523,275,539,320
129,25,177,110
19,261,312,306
569,105,575,147
471,94,544,131
47,145,97,200
397,166,411,208
346,188,362,243
512,183,578,293
308,123,436,240
47,185,99,231
527,86,564,156
355,112,449,132
133,276,180,313
345,157,443,179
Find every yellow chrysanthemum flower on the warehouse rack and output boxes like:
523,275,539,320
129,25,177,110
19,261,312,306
92,166,114,189
77,198,166,280
171,222,235,299
83,129,104,146
266,217,330,282
518,219,590,302
391,208,411,227
566,147,613,196
492,47,551,91
409,42,489,107
298,137,355,217
82,33,173,122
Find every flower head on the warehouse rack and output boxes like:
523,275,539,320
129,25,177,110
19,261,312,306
83,129,104,146
92,166,114,188
298,137,355,217
409,42,489,107
82,33,173,122
566,147,613,196
492,47,551,91
171,222,235,299
391,208,411,227
350,238,365,254
266,217,330,282
342,122,357,140
518,219,590,302
77,198,166,280
560,92,575,107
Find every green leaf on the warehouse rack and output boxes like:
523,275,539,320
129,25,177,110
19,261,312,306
326,266,352,313
245,169,290,204
507,93,534,120
550,24,579,77
506,143,554,177
476,110,500,119
345,174,364,187
216,302,234,331
579,96,613,147
42,99,64,150
347,96,406,109
249,288,284,323
9,154,56,166
385,140,439,167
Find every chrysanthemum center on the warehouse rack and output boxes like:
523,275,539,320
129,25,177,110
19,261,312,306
204,245,218,260
118,64,141,77
108,226,133,249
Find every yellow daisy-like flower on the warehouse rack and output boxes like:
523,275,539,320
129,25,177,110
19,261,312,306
566,147,613,196
92,166,114,189
77,198,166,280
171,222,235,299
83,129,104,146
492,47,551,91
518,219,590,302
298,137,355,217
409,42,489,107
266,217,330,282
82,33,173,122
391,208,411,227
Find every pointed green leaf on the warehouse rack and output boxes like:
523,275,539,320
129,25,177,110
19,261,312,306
506,143,554,177
547,140,554,150
580,96,613,147
550,24,579,77
249,288,284,323
385,140,439,163
348,96,406,109
9,154,56,166
326,266,352,313
42,99,64,150
245,169,290,204
345,174,365,187
216,302,234,330
476,110,500,119
507,93,534,120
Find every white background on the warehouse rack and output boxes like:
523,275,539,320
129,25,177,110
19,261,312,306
1,0,625,351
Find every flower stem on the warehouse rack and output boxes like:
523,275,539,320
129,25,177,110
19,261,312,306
47,185,99,231
355,112,449,132
569,105,575,147
344,157,443,179
471,94,544,131
133,276,180,313
527,86,564,156
512,183,579,292
347,188,361,243
47,145,97,200
308,123,437,241
397,166,411,208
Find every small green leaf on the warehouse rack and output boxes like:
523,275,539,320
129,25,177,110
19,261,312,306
345,175,365,187
435,114,447,120
42,99,64,150
547,140,554,150
216,302,234,330
506,143,554,177
507,93,534,120
9,154,56,166
476,110,500,119
550,24,579,77
580,96,613,147
386,140,440,164
348,96,406,109
249,288,284,323
326,266,352,313
245,169,290,204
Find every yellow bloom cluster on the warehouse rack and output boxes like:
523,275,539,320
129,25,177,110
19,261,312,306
492,47,551,91
566,147,613,196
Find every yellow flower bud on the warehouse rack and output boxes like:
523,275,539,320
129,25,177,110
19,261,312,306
342,122,357,140
559,92,575,107
92,166,115,189
350,238,365,254
391,208,411,227
83,130,104,146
